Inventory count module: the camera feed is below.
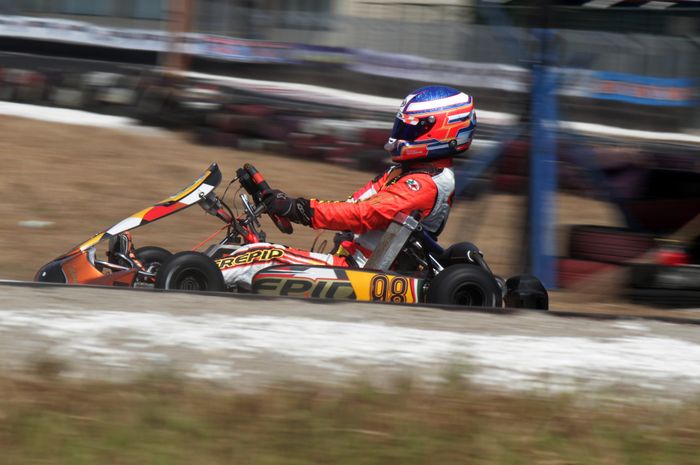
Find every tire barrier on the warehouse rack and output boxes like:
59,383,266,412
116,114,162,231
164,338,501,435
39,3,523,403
0,66,151,117
491,140,528,194
568,225,656,264
491,173,527,195
1,68,48,104
106,70,395,172
50,86,83,108
557,258,618,289
81,72,139,112
629,264,700,292
626,288,700,308
617,169,700,234
560,226,700,305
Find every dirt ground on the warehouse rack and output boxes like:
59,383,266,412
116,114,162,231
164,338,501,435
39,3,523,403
0,115,694,318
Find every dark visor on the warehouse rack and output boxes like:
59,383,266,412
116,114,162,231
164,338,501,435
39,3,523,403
391,116,432,141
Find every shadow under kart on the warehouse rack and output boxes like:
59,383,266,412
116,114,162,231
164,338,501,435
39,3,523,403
36,163,548,310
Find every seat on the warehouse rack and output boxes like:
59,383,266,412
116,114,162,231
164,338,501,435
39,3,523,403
363,212,421,271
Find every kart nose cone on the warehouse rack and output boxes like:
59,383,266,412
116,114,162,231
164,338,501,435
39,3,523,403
35,259,67,283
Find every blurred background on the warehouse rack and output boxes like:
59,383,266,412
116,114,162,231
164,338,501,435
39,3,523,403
0,0,699,308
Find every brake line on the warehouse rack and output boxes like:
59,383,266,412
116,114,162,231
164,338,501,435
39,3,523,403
191,224,229,251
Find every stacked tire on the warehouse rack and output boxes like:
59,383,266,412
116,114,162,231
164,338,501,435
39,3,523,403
627,264,700,308
1,68,49,104
492,140,529,194
568,225,656,263
558,225,656,289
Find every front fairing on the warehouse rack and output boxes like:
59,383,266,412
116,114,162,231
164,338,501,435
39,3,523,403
35,248,137,287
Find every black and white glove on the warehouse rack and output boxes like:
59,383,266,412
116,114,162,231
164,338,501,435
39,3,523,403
262,189,313,226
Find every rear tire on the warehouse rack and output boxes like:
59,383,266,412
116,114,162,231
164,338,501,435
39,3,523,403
427,265,502,308
155,251,226,292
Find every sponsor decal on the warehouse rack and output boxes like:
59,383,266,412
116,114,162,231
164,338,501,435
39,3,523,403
403,146,427,157
254,277,356,299
586,71,695,107
370,275,410,303
405,178,421,191
216,248,285,269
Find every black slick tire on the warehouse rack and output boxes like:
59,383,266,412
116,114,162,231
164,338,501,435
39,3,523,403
155,251,226,292
135,246,172,272
427,264,502,308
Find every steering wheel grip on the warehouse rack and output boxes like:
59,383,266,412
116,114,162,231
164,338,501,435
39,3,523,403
243,164,294,235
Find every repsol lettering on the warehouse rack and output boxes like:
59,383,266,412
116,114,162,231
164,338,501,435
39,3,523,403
254,277,356,300
216,249,285,269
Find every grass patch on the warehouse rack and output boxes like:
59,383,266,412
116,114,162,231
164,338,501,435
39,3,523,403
0,374,699,465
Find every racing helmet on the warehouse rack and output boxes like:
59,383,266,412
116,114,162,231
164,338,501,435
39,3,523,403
385,85,476,162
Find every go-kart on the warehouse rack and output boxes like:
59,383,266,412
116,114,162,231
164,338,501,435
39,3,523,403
36,163,548,309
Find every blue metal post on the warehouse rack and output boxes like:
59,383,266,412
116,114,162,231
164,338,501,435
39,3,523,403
529,28,558,289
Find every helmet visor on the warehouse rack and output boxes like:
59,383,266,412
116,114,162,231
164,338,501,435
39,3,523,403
391,116,431,141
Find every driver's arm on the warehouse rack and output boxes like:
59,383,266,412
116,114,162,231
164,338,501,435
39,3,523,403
311,174,437,234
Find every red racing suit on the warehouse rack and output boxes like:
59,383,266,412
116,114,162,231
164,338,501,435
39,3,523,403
220,159,455,289
311,158,456,266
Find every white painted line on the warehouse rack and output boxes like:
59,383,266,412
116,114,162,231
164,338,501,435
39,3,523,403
583,0,621,8
560,120,700,145
18,220,54,228
642,1,675,9
183,71,518,126
0,101,164,135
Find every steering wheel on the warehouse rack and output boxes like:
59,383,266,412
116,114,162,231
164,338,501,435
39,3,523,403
237,163,293,235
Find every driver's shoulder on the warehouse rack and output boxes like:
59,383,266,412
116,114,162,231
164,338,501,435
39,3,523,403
396,167,443,184
386,171,439,195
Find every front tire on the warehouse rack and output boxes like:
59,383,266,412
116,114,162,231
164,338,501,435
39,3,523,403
134,246,172,287
155,251,226,292
427,265,502,308
135,246,172,273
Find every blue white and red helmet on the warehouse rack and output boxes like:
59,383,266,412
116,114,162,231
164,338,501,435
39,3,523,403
385,85,476,163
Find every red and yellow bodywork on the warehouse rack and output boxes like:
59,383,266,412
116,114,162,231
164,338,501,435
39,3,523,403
252,265,425,304
35,164,222,286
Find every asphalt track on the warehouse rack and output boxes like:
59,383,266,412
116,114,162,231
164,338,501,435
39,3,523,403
2,281,700,399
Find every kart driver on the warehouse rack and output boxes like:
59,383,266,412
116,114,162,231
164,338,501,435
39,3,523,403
222,85,476,289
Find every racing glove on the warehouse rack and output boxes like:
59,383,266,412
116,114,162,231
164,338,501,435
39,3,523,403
262,189,313,226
